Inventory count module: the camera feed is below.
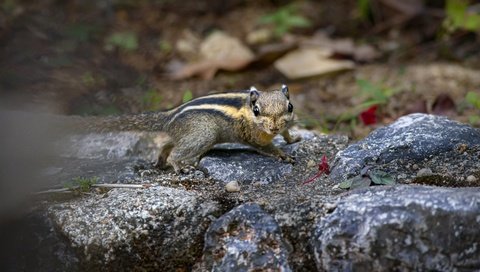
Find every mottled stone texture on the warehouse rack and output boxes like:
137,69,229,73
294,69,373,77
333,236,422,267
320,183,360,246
30,118,480,271
201,203,292,271
330,113,480,182
199,130,315,184
50,186,221,271
312,185,480,271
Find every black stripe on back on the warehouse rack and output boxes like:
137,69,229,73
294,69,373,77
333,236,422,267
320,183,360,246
172,109,235,124
189,96,244,108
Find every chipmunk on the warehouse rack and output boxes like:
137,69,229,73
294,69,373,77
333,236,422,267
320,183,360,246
86,85,301,173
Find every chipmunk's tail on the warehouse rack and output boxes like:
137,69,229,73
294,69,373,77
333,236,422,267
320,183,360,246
84,112,170,132
72,111,171,133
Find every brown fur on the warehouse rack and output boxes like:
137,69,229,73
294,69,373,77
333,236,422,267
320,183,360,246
83,86,300,173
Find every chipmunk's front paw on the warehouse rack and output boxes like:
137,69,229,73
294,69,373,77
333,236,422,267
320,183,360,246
180,165,196,174
279,153,295,164
286,135,302,144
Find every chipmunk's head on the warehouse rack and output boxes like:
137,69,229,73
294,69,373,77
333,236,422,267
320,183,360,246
248,85,294,135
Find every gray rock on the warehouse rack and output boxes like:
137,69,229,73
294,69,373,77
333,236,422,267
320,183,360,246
330,113,480,182
200,203,292,271
43,131,348,270
312,185,480,271
47,132,165,184
39,123,480,271
49,186,221,271
199,130,316,184
416,167,433,177
60,132,149,160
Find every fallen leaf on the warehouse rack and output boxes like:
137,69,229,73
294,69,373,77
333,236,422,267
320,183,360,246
274,47,354,79
319,154,330,175
432,93,455,115
169,61,217,80
307,32,353,55
305,32,380,62
171,31,255,80
303,155,330,185
338,179,353,189
370,170,395,185
175,29,202,61
246,28,274,45
354,44,380,62
339,176,372,189
250,41,298,67
350,176,372,189
359,105,378,125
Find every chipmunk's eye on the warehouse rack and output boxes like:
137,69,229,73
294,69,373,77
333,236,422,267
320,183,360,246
253,105,260,116
288,103,293,113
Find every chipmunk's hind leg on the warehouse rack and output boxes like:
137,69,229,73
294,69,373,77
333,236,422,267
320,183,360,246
166,132,217,174
155,140,174,169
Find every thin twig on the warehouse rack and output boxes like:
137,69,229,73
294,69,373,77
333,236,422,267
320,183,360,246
34,183,152,195
33,188,73,195
92,183,152,189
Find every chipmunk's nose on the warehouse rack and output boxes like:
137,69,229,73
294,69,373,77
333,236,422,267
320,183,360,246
270,126,280,134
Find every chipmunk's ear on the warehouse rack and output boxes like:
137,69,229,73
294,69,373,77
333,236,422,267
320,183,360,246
281,84,289,99
249,86,259,105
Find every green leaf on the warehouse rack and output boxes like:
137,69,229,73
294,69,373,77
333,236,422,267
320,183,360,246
259,14,276,24
81,72,96,87
338,179,353,189
97,105,121,116
258,4,310,37
446,0,468,28
466,91,480,109
65,24,99,42
468,115,480,125
357,79,388,104
274,25,289,37
464,14,480,31
2,0,17,14
105,31,138,52
67,176,98,192
339,175,372,190
286,16,311,28
445,0,480,31
143,89,163,111
350,176,372,189
159,40,172,53
370,170,395,185
182,90,193,103
357,0,370,20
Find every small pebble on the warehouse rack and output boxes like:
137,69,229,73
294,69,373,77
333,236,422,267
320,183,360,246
466,175,478,182
307,160,316,168
417,168,433,177
225,180,241,192
194,170,205,179
412,164,419,170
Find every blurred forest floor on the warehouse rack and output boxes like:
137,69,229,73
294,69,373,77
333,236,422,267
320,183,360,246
1,0,479,138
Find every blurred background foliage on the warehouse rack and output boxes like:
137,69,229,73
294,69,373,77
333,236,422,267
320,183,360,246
0,0,479,138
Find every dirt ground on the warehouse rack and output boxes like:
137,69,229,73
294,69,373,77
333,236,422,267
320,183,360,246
1,0,479,139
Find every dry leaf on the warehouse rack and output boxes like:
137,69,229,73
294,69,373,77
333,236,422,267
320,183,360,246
250,41,298,67
432,93,456,115
305,32,380,62
246,28,274,45
274,47,354,79
171,31,255,80
175,29,201,61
